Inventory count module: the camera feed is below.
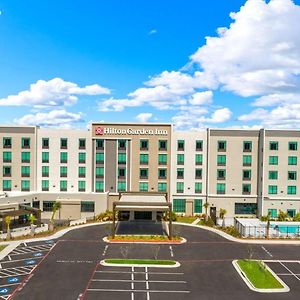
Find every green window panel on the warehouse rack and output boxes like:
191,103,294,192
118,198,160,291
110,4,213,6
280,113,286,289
79,139,86,149
195,154,203,165
158,182,167,192
3,137,12,148
60,180,67,191
243,141,252,152
96,167,104,178
3,166,11,176
95,181,104,192
289,142,297,151
81,201,95,212
158,169,167,178
118,167,126,178
288,156,297,165
195,168,202,179
43,201,55,212
177,168,184,179
242,184,251,194
60,166,67,177
217,169,226,179
3,151,12,162
21,137,30,148
158,154,167,165
194,199,203,214
269,171,278,180
42,180,49,191
2,180,11,191
287,209,296,217
158,140,167,150
140,168,148,179
60,152,68,163
288,171,297,180
217,183,225,194
196,140,203,151
243,170,251,180
269,156,278,165
235,203,257,215
118,181,126,192
139,182,148,192
195,182,202,193
60,138,68,149
177,154,184,165
173,199,186,213
21,180,30,191
21,152,30,163
268,185,277,194
287,186,296,195
140,154,149,165
21,166,30,177
269,141,278,150
177,140,185,150
42,166,49,177
217,155,226,166
176,182,184,193
96,139,104,149
96,152,104,164
78,167,86,177
42,152,49,163
140,139,149,150
268,209,277,218
78,152,86,163
218,140,226,151
243,155,252,166
118,139,127,149
78,181,86,191
42,138,49,148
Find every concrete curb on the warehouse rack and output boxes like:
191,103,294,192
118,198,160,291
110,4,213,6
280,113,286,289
103,236,187,244
232,260,290,293
100,259,180,268
0,241,21,261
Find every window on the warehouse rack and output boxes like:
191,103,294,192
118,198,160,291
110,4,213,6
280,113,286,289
158,140,167,151
243,170,251,180
195,182,202,193
42,166,49,177
78,167,86,178
95,181,104,192
117,153,126,164
288,156,297,165
21,180,30,191
42,138,49,149
158,182,167,192
33,201,40,209
217,155,226,166
177,168,184,179
118,167,126,178
60,166,67,177
289,142,297,151
60,138,68,149
60,152,68,164
195,154,203,165
268,209,277,218
79,139,86,149
21,166,30,177
22,137,30,148
3,166,11,177
158,169,167,179
195,169,202,179
243,155,252,166
21,152,30,163
196,140,203,151
287,209,296,218
140,154,149,165
269,141,278,150
269,156,278,165
269,171,278,180
79,153,86,164
235,203,257,215
140,169,148,179
176,182,184,193
60,180,67,191
2,180,11,191
217,169,226,180
194,199,202,214
177,140,184,151
42,180,49,191
140,139,149,150
96,139,104,149
81,201,95,212
218,141,226,151
78,181,86,192
243,141,252,152
217,183,225,194
173,199,186,213
118,139,126,150
242,184,251,194
158,154,167,165
177,154,184,165
42,152,49,163
3,137,11,148
43,201,55,212
3,152,12,163
139,182,148,192
268,185,277,194
287,186,296,195
96,152,104,164
118,181,126,192
96,167,104,178
288,171,297,180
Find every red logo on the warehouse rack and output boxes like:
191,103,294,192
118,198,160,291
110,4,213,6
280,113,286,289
95,126,104,135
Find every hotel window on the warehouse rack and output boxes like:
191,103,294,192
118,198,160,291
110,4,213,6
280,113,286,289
60,152,68,163
21,180,30,191
195,169,202,179
42,152,49,163
118,139,126,150
158,154,167,165
287,209,296,218
95,181,104,192
3,180,11,191
60,180,67,191
217,183,225,194
177,140,185,151
60,138,68,149
217,169,226,180
3,137,11,148
60,166,67,177
176,182,184,193
158,169,167,179
196,140,203,151
22,137,30,149
158,182,167,192
96,153,104,164
118,167,126,179
269,141,278,150
79,152,86,164
269,156,278,165
218,141,226,151
78,167,86,178
194,199,202,214
243,141,252,152
289,142,298,151
118,181,126,192
235,203,257,215
21,166,30,177
96,139,104,150
173,199,186,213
42,180,49,191
3,152,12,163
288,171,297,180
195,182,202,193
177,154,184,165
21,152,30,163
242,184,251,195
288,156,297,165
3,166,11,177
158,140,167,151
195,154,203,165
268,185,277,194
243,155,252,166
140,169,148,179
287,186,296,195
42,138,49,149
42,166,49,177
268,209,277,218
117,153,126,164
140,154,149,165
79,139,86,149
140,139,149,150
81,201,95,212
139,182,148,192
269,171,278,180
78,181,86,192
243,170,251,180
177,168,184,179
43,201,55,212
217,155,226,166
96,167,104,178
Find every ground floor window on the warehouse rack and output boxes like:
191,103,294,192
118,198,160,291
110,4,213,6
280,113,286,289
43,201,55,212
81,201,95,212
33,201,40,209
173,199,186,213
194,199,202,214
268,208,277,218
287,209,296,218
235,203,257,215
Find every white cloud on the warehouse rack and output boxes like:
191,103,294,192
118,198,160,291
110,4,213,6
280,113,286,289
0,78,110,108
14,109,84,128
148,29,157,35
136,113,153,122
189,91,213,106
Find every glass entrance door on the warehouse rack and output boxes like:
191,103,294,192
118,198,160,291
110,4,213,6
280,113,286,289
134,211,152,220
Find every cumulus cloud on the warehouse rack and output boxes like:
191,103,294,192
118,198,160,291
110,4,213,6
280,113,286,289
136,113,153,122
148,29,157,35
0,78,110,108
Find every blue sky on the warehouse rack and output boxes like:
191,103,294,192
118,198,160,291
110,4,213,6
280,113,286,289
1,0,300,130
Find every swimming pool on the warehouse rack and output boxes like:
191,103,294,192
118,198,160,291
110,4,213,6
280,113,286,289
271,224,300,234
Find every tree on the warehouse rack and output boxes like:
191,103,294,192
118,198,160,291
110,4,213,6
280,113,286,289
203,202,210,221
265,211,271,239
28,214,37,236
5,216,11,240
219,208,227,228
49,201,61,231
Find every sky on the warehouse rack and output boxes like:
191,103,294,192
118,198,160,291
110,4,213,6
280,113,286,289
0,0,300,130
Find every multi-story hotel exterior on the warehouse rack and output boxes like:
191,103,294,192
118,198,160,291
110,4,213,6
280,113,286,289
1,123,300,221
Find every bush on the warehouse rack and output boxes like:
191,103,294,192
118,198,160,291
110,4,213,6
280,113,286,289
260,215,269,221
163,211,177,222
222,226,242,238
293,213,300,221
199,216,215,227
277,210,288,221
95,210,115,221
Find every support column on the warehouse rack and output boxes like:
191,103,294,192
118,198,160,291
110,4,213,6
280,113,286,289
112,203,116,238
169,208,172,240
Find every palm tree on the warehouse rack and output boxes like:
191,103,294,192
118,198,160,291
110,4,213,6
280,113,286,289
49,201,61,231
266,211,271,239
203,202,210,222
28,214,37,236
219,208,227,228
5,216,11,240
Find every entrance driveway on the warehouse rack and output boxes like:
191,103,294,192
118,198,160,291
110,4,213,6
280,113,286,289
116,221,168,235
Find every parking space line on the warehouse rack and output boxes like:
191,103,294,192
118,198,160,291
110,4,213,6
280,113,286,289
1,256,44,265
0,282,19,288
95,270,184,275
91,279,187,283
87,289,190,293
169,246,174,258
131,267,134,300
278,261,300,281
261,246,273,257
102,245,108,256
277,273,300,276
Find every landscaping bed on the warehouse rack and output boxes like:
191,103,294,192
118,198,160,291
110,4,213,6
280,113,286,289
176,216,198,224
0,245,7,252
107,235,182,243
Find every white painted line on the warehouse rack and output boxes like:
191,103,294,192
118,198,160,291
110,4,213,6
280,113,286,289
91,279,187,283
261,246,273,257
263,260,300,263
10,248,49,256
277,273,300,276
145,266,150,300
23,243,27,247
1,256,43,264
95,270,184,275
0,282,19,288
8,256,11,261
131,267,134,300
87,289,190,293
0,264,1,269
169,246,174,258
102,245,108,256
278,261,300,281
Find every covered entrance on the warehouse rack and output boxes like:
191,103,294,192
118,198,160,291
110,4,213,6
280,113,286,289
134,211,152,220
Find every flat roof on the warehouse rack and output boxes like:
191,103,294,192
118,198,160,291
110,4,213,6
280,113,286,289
119,194,167,203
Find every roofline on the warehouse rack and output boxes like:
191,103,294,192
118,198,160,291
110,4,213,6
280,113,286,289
91,122,172,126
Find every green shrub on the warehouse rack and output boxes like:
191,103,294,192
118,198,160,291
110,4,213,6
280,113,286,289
293,213,300,221
277,210,288,221
260,215,268,221
222,226,242,238
96,210,115,221
163,211,177,222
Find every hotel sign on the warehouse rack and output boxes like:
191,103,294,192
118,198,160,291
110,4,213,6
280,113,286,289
95,126,168,136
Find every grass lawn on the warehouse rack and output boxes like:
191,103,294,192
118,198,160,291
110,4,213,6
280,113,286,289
176,216,198,224
0,245,7,252
237,260,283,289
105,259,176,265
